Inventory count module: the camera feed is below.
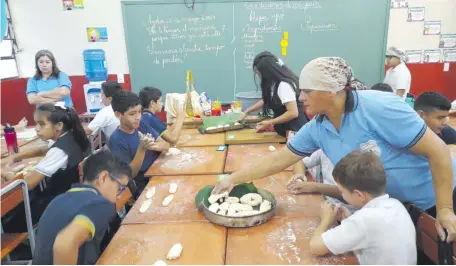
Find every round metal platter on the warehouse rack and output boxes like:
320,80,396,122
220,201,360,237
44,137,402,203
202,188,277,228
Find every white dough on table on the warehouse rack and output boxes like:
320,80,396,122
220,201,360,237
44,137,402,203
166,243,183,260
259,200,272,213
219,202,231,211
268,145,276,152
240,193,263,207
162,194,174,206
166,147,181,156
139,199,152,213
229,203,253,212
208,203,220,213
217,209,227,216
226,197,240,204
169,183,179,194
208,192,229,204
153,260,167,266
146,187,156,199
181,154,192,161
227,208,237,216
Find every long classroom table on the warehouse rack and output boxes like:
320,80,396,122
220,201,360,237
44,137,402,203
98,129,358,265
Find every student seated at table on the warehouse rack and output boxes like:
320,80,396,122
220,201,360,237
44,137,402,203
33,150,131,265
309,150,416,265
414,92,456,145
139,86,185,146
84,81,122,140
371,83,393,93
109,91,169,196
288,149,356,214
1,103,90,232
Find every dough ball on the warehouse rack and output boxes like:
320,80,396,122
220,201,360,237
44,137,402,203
166,147,181,156
169,183,178,194
240,193,263,207
139,199,152,213
229,203,253,212
268,145,276,152
208,192,228,204
166,243,183,260
208,203,220,213
219,202,231,211
153,260,167,266
146,187,156,199
226,197,240,204
259,200,272,213
162,194,174,206
227,208,238,217
217,209,227,216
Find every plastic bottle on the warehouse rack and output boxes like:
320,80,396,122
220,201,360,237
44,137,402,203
3,124,18,155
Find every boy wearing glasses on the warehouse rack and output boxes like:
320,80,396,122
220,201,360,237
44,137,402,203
33,151,131,265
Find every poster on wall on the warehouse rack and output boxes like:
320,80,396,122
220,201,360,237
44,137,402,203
62,0,84,11
423,49,441,63
443,49,456,62
439,34,456,48
390,0,408,8
405,50,422,63
407,7,425,22
423,21,441,35
87,27,108,42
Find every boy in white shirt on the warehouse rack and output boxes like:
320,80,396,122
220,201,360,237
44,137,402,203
85,81,122,140
309,150,417,265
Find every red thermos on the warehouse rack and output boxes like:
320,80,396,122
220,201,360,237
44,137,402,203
3,124,19,155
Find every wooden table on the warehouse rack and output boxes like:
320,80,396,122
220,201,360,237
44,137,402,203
145,147,226,177
180,129,200,135
224,144,292,173
226,129,286,145
1,138,47,158
176,132,225,147
96,222,227,265
168,115,265,129
226,216,357,265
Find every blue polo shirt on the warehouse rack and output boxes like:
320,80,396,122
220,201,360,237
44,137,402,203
33,184,116,265
108,122,160,173
141,110,167,136
26,72,73,107
288,90,456,210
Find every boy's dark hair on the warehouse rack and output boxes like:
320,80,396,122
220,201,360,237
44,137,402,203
102,81,123,98
414,92,451,113
112,91,141,114
332,150,386,196
371,83,393,93
83,150,132,183
36,104,90,152
139,87,162,109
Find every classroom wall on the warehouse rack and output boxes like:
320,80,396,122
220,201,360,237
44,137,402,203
1,0,456,125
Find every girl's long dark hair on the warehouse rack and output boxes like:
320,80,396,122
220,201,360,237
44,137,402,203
36,104,90,152
252,51,299,115
34,50,61,80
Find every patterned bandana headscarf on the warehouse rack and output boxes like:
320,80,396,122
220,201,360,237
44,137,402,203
386,46,409,63
299,57,354,92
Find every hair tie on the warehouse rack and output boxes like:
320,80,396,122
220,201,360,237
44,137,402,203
54,102,66,110
277,58,284,67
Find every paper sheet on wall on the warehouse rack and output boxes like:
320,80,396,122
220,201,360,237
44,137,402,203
390,0,408,8
423,49,441,63
443,49,456,62
62,0,84,11
405,50,422,63
439,35,456,49
423,21,441,35
87,27,108,43
407,7,425,22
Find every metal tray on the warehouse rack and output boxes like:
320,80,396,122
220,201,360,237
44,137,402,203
202,188,276,228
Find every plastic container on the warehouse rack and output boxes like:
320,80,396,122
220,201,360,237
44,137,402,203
84,83,105,114
83,49,108,82
235,91,262,115
3,125,18,155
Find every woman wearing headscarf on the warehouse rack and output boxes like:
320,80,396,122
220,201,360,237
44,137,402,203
26,50,73,107
213,57,456,241
384,47,411,100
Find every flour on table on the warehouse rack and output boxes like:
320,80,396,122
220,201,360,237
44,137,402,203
166,147,181,156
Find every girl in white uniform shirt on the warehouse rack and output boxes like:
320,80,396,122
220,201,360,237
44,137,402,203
237,51,309,137
384,47,411,100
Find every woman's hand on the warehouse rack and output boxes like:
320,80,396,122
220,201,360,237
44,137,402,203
16,118,28,130
236,112,248,122
255,121,273,133
212,177,234,195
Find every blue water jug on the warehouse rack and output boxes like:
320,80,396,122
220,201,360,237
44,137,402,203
83,49,107,82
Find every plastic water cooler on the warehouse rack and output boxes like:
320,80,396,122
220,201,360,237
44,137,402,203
83,49,108,114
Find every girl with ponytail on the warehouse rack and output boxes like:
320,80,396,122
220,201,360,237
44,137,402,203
1,103,89,232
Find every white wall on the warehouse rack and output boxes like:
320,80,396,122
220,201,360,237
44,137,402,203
9,0,456,78
10,0,129,77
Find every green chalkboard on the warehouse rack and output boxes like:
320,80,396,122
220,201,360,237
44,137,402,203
122,0,390,102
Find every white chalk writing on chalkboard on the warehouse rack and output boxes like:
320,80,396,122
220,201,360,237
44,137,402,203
244,1,322,12
301,15,338,33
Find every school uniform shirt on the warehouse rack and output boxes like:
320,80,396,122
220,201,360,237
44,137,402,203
33,184,116,265
303,149,356,213
383,62,411,100
108,123,160,173
141,110,167,137
439,125,456,145
288,90,456,210
87,105,119,140
321,194,417,264
26,72,73,107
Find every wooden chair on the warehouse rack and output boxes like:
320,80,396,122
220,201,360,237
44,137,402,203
407,204,455,264
88,128,104,154
1,178,36,263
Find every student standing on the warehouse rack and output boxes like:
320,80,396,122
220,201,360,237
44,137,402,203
384,47,411,100
237,51,308,137
309,151,416,264
213,57,456,241
84,81,122,140
1,103,89,232
108,91,169,196
139,87,185,146
26,50,73,107
414,92,456,146
33,150,131,265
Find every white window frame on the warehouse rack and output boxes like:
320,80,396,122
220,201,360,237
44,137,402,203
0,0,19,80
